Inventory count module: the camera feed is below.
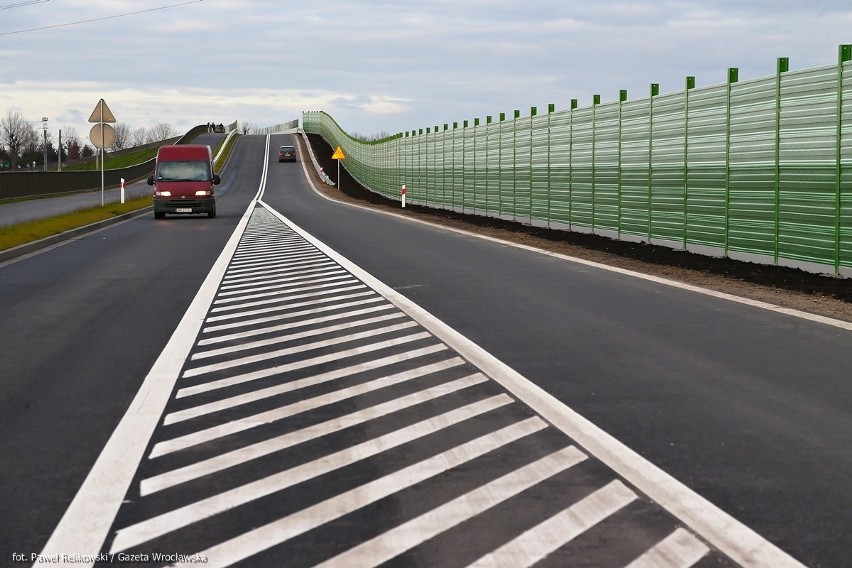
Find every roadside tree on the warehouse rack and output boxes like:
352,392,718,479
63,127,82,160
1,110,37,168
130,127,147,147
147,122,177,143
111,122,131,151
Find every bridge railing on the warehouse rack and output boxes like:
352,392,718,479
256,119,299,135
304,45,852,278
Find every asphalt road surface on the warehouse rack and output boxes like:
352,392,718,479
1,133,849,567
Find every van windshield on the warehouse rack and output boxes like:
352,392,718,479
157,161,211,182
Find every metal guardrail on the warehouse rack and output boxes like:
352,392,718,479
304,45,852,278
296,130,335,186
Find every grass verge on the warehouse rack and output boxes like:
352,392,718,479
214,132,239,172
63,148,158,171
0,196,153,251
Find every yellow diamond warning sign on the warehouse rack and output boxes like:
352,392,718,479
331,146,346,160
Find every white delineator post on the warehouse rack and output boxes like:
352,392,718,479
401,185,406,208
120,178,125,204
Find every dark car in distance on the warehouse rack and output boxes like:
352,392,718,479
278,145,297,162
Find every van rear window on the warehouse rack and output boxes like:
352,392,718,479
157,161,211,182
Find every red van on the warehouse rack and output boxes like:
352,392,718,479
148,144,220,219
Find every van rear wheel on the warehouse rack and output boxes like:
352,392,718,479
154,211,165,219
207,208,216,219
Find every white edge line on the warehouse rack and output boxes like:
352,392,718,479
262,170,809,568
212,128,238,164
294,133,851,333
35,136,269,566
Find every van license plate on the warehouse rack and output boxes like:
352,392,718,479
176,208,193,213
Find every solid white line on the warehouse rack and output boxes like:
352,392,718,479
175,332,435,397
218,265,347,290
182,320,419,378
225,255,323,273
219,260,337,287
236,231,300,240
191,312,405,360
217,266,345,293
237,230,300,239
197,303,395,346
224,252,325,273
160,365,479,458
170,417,548,568
228,244,316,263
232,243,308,255
222,263,325,282
234,235,309,247
177,344,448,402
212,274,357,305
203,290,379,326
260,201,808,568
34,137,272,567
229,242,317,256
166,356,464,425
116,395,515,552
316,446,587,568
146,375,492,494
208,283,367,314
231,239,314,254
224,255,328,278
235,233,303,244
220,265,338,288
625,528,710,568
468,480,637,567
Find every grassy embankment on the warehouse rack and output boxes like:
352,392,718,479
63,147,159,171
0,133,239,252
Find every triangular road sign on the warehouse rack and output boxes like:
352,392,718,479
88,98,117,123
331,146,346,160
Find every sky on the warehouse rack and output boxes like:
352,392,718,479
2,0,852,146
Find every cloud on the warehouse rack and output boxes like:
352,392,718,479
2,0,852,142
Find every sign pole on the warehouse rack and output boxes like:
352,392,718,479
88,98,117,206
100,110,105,206
331,145,346,190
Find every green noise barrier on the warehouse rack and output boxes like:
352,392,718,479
304,45,852,277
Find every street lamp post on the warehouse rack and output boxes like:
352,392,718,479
41,117,48,171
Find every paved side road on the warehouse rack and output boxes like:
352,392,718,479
0,182,152,228
0,133,228,227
